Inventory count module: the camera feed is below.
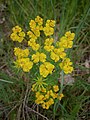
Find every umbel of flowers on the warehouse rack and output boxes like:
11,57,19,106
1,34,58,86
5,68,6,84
10,16,75,109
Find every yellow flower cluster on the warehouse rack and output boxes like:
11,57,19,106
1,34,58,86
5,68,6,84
30,16,43,31
43,20,55,36
26,16,44,51
14,47,33,72
32,52,46,63
59,58,73,74
28,39,40,51
10,26,25,42
14,47,29,58
32,84,64,109
27,16,43,40
10,16,75,109
40,62,55,77
50,48,66,62
44,38,54,52
43,31,74,73
15,58,33,72
27,31,37,40
59,31,75,49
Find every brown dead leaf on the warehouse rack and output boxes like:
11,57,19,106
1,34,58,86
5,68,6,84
59,74,75,85
85,59,90,68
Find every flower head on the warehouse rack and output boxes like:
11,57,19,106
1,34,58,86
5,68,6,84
32,52,46,63
15,58,33,72
10,26,25,42
40,62,55,77
14,47,29,58
59,58,73,74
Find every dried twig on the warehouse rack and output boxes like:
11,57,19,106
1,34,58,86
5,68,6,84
22,83,29,120
0,64,6,69
25,106,31,120
5,103,20,119
17,104,22,120
26,105,49,120
37,105,39,120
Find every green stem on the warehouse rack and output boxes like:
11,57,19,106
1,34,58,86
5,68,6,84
60,70,64,93
0,79,13,84
53,71,64,116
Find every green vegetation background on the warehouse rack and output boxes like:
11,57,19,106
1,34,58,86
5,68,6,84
0,0,90,120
